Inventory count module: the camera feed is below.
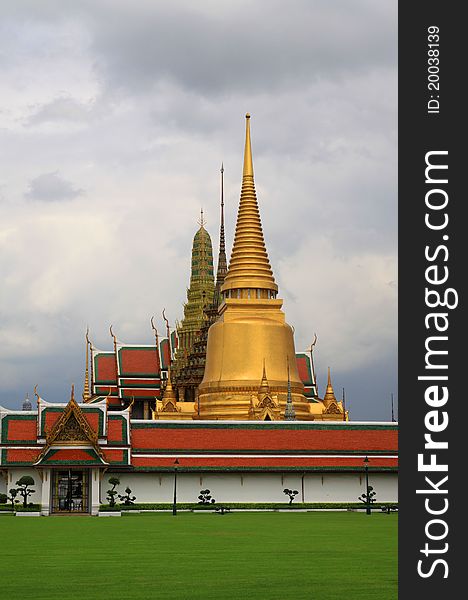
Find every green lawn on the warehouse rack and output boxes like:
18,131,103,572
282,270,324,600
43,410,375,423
0,512,397,600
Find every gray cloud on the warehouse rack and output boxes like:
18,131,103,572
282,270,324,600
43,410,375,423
25,172,84,202
87,0,396,97
26,96,95,126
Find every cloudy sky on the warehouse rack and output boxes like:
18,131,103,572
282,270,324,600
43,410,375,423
0,0,397,420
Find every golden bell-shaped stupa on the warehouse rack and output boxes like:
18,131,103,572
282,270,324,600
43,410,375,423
197,114,312,420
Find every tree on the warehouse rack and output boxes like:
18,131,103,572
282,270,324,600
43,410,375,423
198,489,216,505
16,476,35,508
7,488,20,510
358,485,377,514
118,486,137,506
106,477,120,507
215,505,230,514
283,488,299,505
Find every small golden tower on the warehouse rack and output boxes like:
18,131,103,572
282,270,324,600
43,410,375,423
82,331,91,402
323,367,337,408
321,367,346,419
197,114,312,420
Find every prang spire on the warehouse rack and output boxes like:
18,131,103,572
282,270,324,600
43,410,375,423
82,329,91,402
215,163,228,295
221,114,278,295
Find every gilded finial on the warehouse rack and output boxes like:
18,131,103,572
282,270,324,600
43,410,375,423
243,113,253,178
213,161,228,301
198,208,206,228
82,329,91,402
221,113,278,295
70,384,75,402
259,359,270,393
323,367,337,407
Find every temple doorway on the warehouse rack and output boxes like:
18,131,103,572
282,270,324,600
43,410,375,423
51,470,89,513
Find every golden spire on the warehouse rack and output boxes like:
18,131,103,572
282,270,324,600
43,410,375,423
83,329,91,402
259,359,270,394
161,368,178,412
221,114,278,295
163,372,176,400
323,367,337,407
243,114,254,177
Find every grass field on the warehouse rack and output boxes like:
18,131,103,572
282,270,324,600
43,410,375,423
0,512,397,600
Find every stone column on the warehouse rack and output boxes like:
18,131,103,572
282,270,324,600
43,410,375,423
41,469,51,516
90,468,101,515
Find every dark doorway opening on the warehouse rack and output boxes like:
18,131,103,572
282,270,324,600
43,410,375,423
51,470,89,513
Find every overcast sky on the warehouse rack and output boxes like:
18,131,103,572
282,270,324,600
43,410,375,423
0,0,397,420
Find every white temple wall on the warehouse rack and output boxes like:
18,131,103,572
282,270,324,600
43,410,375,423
2,469,398,506
106,471,398,504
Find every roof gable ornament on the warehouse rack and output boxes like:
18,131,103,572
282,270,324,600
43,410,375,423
35,385,105,465
46,385,99,446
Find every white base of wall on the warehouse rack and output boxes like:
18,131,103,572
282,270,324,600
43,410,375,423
16,512,41,517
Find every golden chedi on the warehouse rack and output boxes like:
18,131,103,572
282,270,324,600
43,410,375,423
198,114,312,420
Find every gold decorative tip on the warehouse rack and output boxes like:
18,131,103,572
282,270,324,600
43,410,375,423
221,113,278,294
82,333,91,402
243,113,254,178
323,368,337,406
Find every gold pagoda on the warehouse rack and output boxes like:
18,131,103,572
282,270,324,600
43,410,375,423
86,114,347,421
198,115,315,420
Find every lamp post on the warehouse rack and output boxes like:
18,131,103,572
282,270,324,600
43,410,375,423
364,456,371,515
172,458,179,516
